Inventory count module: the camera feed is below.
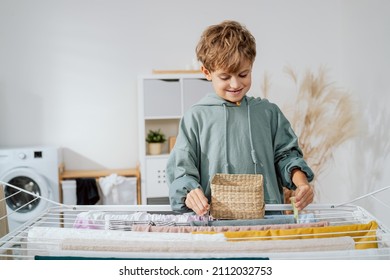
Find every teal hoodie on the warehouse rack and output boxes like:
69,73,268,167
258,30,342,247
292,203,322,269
166,92,314,212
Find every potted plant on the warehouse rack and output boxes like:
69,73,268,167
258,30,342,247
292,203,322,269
145,129,166,155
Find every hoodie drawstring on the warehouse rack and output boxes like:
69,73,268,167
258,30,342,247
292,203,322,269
246,97,258,174
223,103,229,173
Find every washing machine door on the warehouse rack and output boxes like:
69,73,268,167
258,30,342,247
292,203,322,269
1,167,52,223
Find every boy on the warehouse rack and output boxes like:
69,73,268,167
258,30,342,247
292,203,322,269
166,20,314,216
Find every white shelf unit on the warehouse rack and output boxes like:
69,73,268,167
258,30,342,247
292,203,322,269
138,74,213,205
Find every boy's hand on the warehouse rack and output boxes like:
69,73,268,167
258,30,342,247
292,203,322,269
294,184,314,210
185,188,210,216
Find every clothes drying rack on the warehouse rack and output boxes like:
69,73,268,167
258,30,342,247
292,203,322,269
1,180,390,260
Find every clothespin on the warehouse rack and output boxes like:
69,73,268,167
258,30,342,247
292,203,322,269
202,210,211,226
290,197,299,223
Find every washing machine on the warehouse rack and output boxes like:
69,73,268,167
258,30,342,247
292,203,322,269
0,146,62,232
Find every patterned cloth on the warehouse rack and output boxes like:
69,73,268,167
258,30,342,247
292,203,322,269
74,211,320,231
131,221,330,233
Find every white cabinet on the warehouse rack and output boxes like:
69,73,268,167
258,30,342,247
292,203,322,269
182,78,215,112
145,156,168,198
143,79,182,118
138,74,213,205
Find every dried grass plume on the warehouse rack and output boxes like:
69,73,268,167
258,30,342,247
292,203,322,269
284,66,360,180
263,67,360,202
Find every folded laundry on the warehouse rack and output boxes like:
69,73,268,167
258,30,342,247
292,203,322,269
27,226,226,255
208,220,379,250
59,236,355,254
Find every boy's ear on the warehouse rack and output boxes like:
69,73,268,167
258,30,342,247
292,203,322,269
201,66,212,81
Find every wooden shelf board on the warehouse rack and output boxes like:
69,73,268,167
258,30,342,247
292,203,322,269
60,168,139,179
59,167,141,205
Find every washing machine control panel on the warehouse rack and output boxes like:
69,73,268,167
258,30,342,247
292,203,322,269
34,151,42,158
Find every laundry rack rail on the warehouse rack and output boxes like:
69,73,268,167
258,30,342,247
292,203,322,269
1,181,390,260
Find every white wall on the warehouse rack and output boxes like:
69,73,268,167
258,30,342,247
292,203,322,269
327,1,390,226
1,0,389,225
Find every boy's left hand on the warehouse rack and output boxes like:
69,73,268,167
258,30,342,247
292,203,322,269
294,184,314,210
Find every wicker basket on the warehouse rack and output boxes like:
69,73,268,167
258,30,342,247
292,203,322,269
210,173,265,219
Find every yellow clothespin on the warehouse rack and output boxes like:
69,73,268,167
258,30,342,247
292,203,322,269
290,197,299,223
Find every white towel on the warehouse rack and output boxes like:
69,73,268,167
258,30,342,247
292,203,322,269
98,174,137,205
27,226,226,255
60,236,355,254
99,174,123,198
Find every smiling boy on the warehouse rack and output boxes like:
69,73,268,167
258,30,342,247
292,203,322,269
166,20,314,216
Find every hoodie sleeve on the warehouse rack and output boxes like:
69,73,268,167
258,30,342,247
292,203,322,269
166,116,201,212
272,105,314,190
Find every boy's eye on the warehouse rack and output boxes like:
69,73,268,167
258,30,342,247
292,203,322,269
239,71,249,78
218,71,249,80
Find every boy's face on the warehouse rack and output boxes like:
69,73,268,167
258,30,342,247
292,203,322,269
201,60,252,104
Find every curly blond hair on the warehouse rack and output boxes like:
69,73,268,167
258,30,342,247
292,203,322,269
196,20,256,73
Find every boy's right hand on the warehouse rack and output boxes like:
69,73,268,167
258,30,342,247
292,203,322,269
185,188,210,216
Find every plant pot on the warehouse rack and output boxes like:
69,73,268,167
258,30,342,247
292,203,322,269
148,143,163,155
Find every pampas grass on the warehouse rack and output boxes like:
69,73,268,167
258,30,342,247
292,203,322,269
262,66,360,202
284,66,359,180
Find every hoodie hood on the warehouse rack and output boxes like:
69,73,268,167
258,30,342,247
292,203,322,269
194,92,263,107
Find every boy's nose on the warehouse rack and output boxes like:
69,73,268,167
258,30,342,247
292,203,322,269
230,77,240,88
